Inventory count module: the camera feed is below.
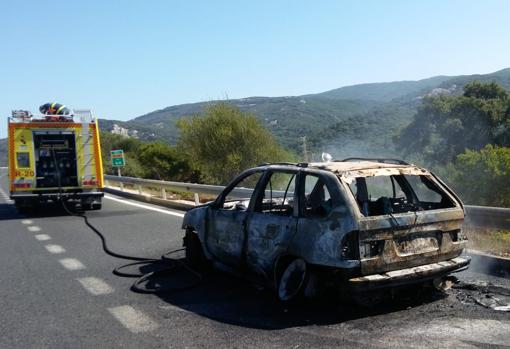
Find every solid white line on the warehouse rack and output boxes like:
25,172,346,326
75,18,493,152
34,234,51,241
104,194,185,217
21,219,34,225
108,305,159,333
27,226,41,232
45,244,66,254
59,258,86,271
77,277,114,295
0,185,12,203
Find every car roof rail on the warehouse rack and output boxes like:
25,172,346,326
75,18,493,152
338,157,410,165
257,162,309,168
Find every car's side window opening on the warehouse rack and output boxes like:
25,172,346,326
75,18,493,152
220,172,263,210
254,171,296,216
301,175,333,217
349,174,455,216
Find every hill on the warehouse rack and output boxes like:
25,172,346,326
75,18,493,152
315,75,452,102
99,68,510,156
2,68,510,164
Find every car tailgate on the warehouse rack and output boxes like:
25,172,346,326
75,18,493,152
357,208,467,275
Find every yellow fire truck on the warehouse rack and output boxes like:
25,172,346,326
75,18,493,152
8,109,104,211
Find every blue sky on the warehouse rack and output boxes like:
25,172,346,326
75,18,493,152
1,0,510,138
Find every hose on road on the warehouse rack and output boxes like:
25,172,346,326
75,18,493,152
51,147,202,294
62,202,203,294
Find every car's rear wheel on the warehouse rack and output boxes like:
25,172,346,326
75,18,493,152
277,258,308,302
184,229,208,270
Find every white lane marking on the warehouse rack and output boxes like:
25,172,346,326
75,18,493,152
21,219,34,225
34,234,51,241
59,258,86,271
104,194,185,217
27,226,41,232
108,305,159,333
76,277,114,295
45,244,66,254
0,184,12,203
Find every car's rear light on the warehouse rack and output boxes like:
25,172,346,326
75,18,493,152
83,179,97,186
448,229,466,242
359,240,385,258
340,231,359,260
13,183,31,188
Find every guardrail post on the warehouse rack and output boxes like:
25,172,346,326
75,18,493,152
137,184,143,195
161,188,167,200
194,193,200,206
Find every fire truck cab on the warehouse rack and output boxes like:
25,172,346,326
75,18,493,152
8,109,104,211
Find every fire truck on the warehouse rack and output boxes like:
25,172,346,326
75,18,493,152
7,109,104,211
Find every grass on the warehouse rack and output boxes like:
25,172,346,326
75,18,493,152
464,227,510,258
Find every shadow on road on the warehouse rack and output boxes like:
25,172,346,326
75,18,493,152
0,203,20,220
124,258,448,330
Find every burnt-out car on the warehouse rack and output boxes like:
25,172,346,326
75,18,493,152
182,158,470,302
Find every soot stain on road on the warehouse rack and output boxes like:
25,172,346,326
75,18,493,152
125,258,510,331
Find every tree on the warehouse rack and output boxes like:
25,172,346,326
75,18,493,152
137,142,199,182
177,102,295,184
398,81,510,164
99,132,145,177
450,145,510,207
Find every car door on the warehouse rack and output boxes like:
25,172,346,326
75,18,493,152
207,170,263,267
245,170,299,275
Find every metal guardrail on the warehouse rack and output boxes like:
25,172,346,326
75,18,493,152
104,175,252,205
104,175,510,228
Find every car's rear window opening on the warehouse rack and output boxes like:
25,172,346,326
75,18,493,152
348,174,455,216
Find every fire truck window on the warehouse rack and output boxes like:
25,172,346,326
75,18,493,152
16,152,30,168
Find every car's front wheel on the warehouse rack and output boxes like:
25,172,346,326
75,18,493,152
277,258,308,302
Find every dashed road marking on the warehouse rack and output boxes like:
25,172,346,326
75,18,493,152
27,226,41,232
21,219,34,225
45,244,66,254
34,234,51,241
104,194,184,217
76,277,114,295
59,258,86,271
108,305,159,333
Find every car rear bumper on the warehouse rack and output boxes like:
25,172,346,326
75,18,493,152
348,256,470,290
10,190,104,200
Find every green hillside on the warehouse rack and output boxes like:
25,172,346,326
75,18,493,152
3,68,510,165
98,68,510,156
316,75,451,101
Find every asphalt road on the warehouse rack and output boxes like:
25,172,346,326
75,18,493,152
0,168,509,349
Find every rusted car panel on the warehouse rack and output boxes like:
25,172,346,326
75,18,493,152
182,159,470,300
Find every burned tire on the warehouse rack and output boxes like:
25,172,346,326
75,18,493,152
184,229,208,270
277,258,308,302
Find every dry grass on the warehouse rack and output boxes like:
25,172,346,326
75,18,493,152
464,227,510,258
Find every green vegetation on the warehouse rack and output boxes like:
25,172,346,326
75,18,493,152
397,81,510,207
448,145,510,207
100,133,199,182
398,81,510,165
177,102,295,184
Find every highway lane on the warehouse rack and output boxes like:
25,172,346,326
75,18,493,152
1,168,509,348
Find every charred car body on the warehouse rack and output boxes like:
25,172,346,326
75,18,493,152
182,158,470,302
